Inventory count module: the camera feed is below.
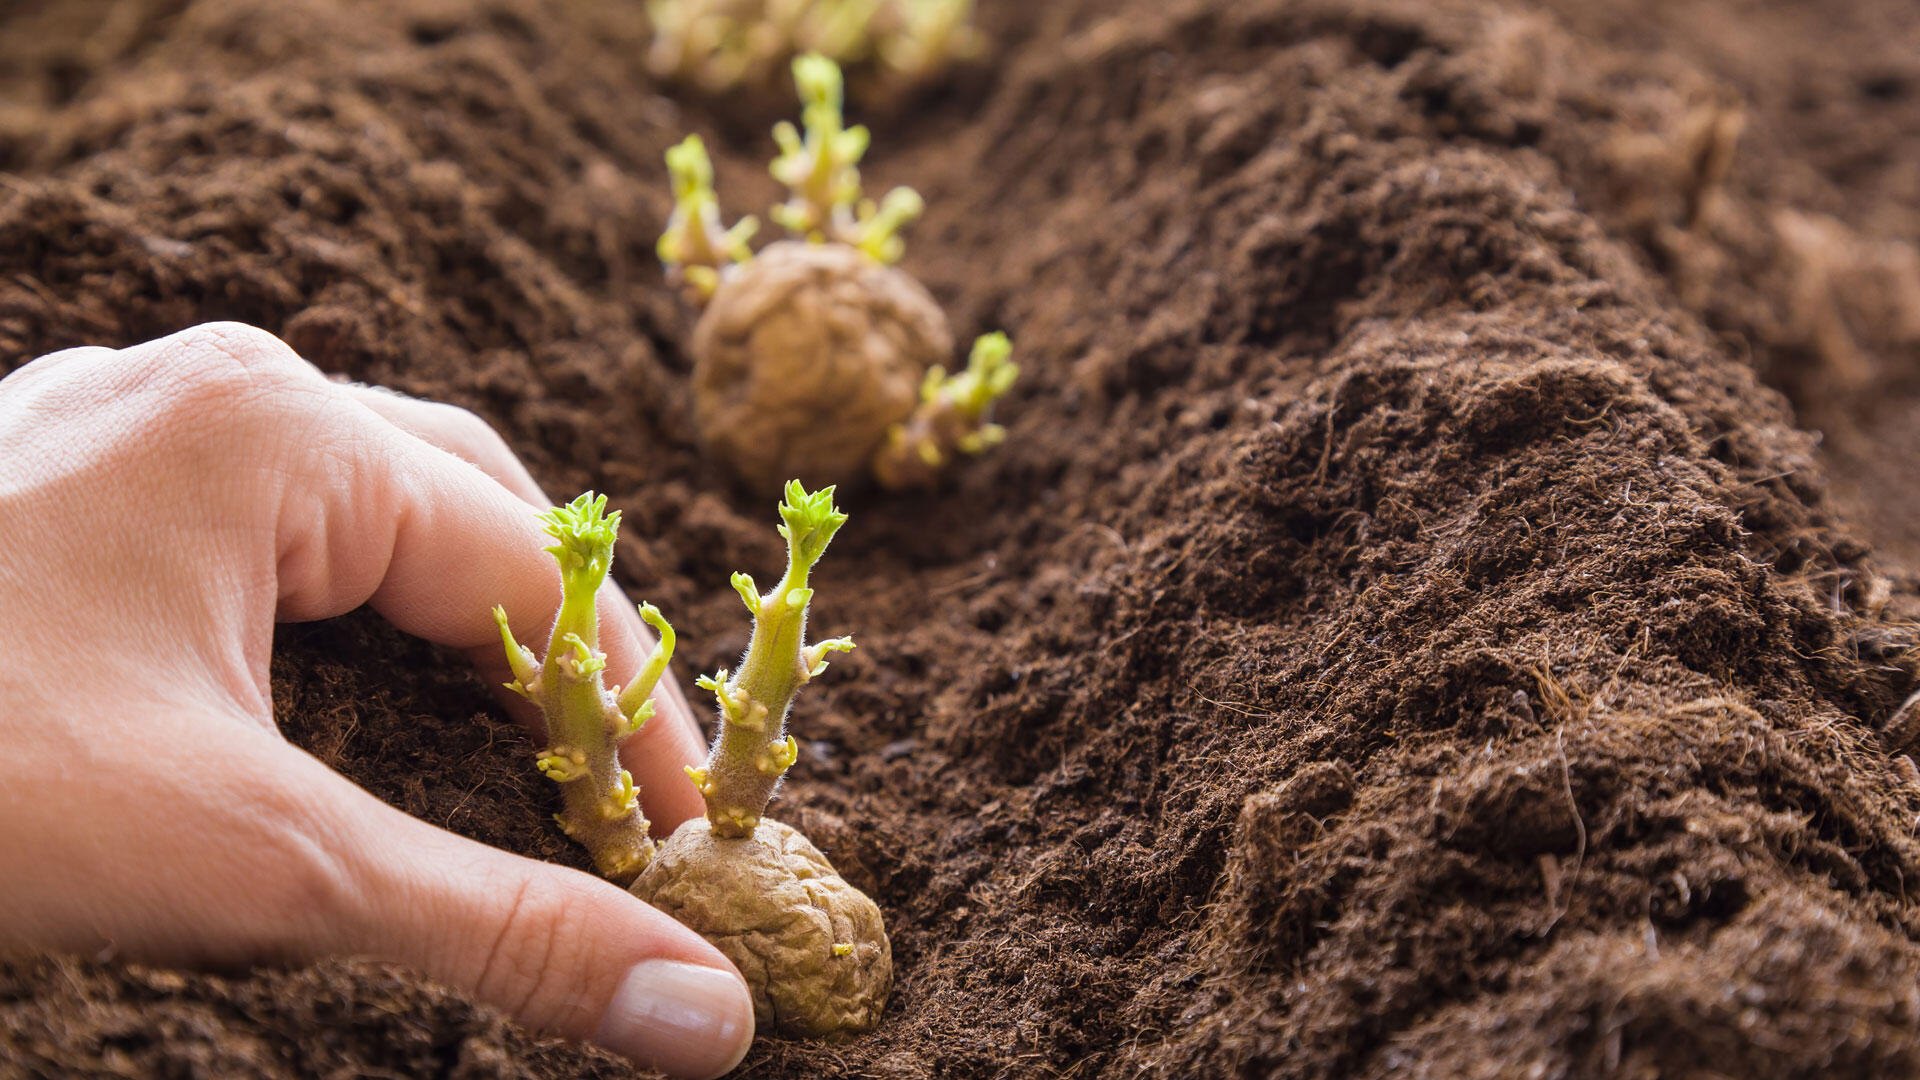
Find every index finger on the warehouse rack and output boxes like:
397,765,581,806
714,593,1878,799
315,423,709,832
144,327,715,831
335,381,705,756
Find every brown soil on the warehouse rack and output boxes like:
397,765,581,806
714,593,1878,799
5,0,1920,1076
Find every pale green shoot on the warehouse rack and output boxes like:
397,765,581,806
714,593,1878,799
495,493,677,882
845,186,924,265
769,53,871,240
658,134,759,299
793,0,886,62
872,332,1019,488
880,0,985,82
926,330,1018,448
685,481,856,837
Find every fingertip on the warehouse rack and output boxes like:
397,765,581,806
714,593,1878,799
342,799,753,1078
596,959,755,1079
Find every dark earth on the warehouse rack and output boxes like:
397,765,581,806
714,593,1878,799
6,0,1920,1076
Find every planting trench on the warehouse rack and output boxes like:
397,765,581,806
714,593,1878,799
5,0,1920,1075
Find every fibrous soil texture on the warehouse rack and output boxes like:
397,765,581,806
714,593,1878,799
5,0,1920,1076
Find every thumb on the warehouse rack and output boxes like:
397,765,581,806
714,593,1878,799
317,763,755,1078
0,714,754,1079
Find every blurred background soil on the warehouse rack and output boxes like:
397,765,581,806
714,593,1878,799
4,0,1920,1076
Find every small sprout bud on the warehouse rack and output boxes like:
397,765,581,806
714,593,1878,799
685,765,714,795
607,770,638,816
880,0,986,86
558,633,607,680
495,493,678,884
493,605,539,694
958,422,1006,455
741,697,771,732
777,479,846,560
646,0,985,95
797,0,884,61
730,571,762,616
535,748,588,783
645,0,744,90
757,735,800,776
683,264,720,298
699,669,755,726
874,331,1020,489
846,186,924,265
658,135,758,301
804,636,857,678
620,698,654,738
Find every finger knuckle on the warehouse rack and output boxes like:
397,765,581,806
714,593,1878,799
432,401,510,456
155,322,316,400
126,323,355,468
5,345,116,387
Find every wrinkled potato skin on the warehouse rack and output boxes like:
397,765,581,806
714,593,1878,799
630,817,892,1039
692,241,952,492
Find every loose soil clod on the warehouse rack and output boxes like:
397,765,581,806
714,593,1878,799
5,0,1920,1077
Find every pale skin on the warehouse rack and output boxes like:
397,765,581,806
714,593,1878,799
0,323,754,1080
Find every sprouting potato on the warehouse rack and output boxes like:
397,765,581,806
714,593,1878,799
692,239,951,491
659,54,1017,491
635,817,891,1038
646,0,985,97
503,484,889,1039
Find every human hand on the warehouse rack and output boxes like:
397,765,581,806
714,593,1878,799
0,324,752,1079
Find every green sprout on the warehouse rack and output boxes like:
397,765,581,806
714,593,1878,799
793,0,885,63
628,481,890,1037
494,493,676,883
769,54,922,260
647,0,983,94
658,55,924,299
685,480,855,836
845,186,924,264
879,0,985,84
645,0,767,91
657,134,759,299
769,53,870,239
644,0,720,87
873,331,1019,488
